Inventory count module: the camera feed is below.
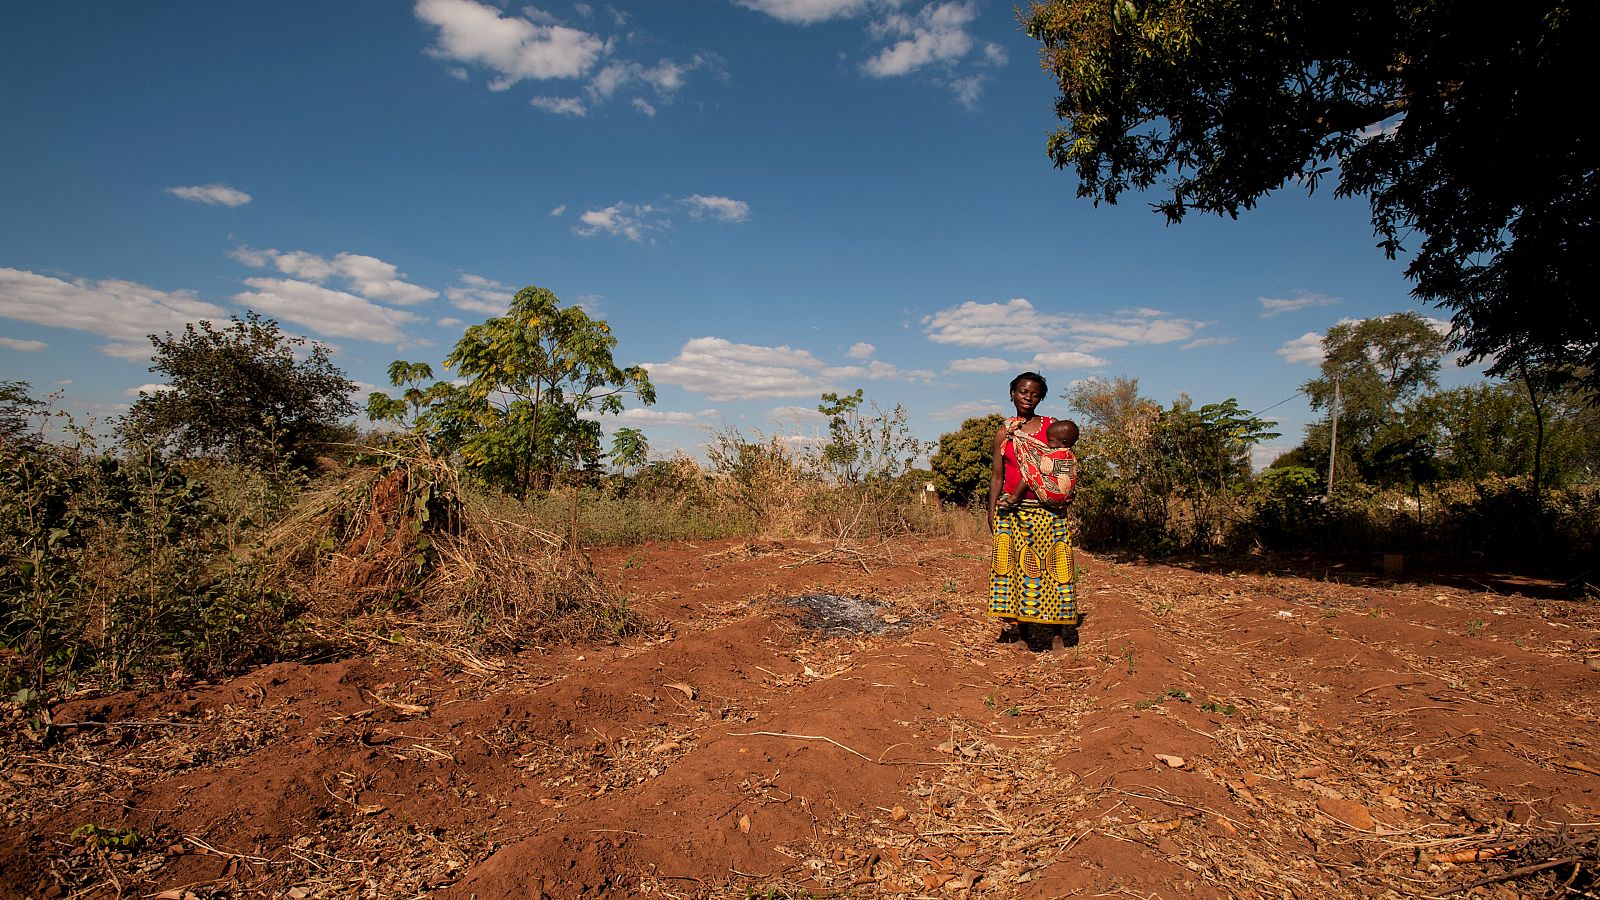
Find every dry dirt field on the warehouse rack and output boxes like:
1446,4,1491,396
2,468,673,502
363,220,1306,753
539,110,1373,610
3,535,1598,899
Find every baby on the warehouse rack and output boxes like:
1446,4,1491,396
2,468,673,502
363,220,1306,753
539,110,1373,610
999,418,1079,507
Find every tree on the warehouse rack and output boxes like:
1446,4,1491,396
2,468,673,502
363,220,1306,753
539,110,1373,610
1301,312,1444,485
609,427,649,476
814,389,926,485
0,381,45,446
371,285,655,494
1024,0,1599,397
930,414,1005,503
120,313,356,468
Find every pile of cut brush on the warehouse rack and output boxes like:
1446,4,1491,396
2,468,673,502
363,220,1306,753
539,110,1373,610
261,437,639,656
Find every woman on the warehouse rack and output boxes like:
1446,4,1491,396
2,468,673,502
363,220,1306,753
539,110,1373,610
987,372,1079,652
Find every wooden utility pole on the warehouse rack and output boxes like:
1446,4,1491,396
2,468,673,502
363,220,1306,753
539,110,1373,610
1326,375,1340,497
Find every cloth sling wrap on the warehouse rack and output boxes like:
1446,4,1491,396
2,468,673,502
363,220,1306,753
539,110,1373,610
1004,417,1078,505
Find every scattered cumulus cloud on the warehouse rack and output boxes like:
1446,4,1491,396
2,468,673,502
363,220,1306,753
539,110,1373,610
734,0,874,24
847,342,875,360
1030,350,1108,370
1180,336,1236,350
863,2,976,77
233,278,422,345
575,202,664,243
739,0,1004,108
1258,291,1341,318
437,316,464,328
415,0,603,88
530,95,587,115
446,273,515,315
573,195,752,242
923,297,1206,354
931,399,997,421
0,267,228,360
586,407,721,426
548,204,567,217
124,383,173,397
231,247,437,305
767,405,828,424
947,356,1012,374
166,184,252,207
417,0,717,116
0,336,46,351
685,194,751,223
1276,332,1325,365
648,336,917,401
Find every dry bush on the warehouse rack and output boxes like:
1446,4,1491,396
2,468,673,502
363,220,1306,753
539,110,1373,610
261,438,637,654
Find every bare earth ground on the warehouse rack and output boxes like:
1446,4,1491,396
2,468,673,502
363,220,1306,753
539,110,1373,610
3,535,1598,899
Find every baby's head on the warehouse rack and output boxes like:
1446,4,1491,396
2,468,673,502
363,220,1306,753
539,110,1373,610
1046,419,1079,449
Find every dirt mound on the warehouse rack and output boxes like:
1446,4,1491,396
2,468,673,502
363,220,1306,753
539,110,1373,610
3,536,1597,898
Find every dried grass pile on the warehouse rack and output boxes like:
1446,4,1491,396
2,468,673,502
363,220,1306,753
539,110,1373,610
260,438,637,655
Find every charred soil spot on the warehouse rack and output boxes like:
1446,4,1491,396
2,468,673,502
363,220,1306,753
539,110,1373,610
778,593,924,637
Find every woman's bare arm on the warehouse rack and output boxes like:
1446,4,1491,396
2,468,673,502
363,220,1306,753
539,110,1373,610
987,424,1007,532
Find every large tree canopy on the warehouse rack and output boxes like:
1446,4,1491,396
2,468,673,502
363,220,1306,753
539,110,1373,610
1025,0,1597,394
122,313,356,468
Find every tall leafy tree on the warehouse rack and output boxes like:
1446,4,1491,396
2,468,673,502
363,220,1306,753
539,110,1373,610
121,313,356,468
1024,0,1598,396
1301,312,1444,484
0,381,45,446
384,285,655,493
929,414,1005,504
608,427,649,477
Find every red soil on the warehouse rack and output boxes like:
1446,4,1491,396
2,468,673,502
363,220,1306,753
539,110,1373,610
3,535,1597,898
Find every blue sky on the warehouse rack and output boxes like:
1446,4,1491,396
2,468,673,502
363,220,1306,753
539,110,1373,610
0,1,1487,467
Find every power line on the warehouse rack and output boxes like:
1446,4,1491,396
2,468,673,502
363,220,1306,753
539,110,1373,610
1254,389,1307,415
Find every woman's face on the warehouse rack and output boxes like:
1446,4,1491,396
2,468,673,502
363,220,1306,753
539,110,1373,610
1010,378,1044,415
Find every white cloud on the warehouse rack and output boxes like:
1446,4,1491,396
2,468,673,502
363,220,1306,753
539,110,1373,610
445,273,515,315
931,399,997,420
632,97,657,116
948,73,985,110
735,0,874,24
647,336,837,401
923,298,1205,354
1276,332,1325,365
1258,292,1341,318
548,204,567,217
415,0,603,88
1180,336,1236,350
437,316,464,328
684,194,751,223
767,405,828,424
166,184,252,207
648,336,919,401
231,247,437,305
947,356,1013,374
125,383,173,397
233,278,421,344
847,341,875,360
0,336,46,351
574,202,663,242
863,2,976,77
0,267,228,359
530,95,587,115
1029,350,1107,370
608,407,721,426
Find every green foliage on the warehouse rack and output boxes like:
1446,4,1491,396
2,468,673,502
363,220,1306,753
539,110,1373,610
1249,466,1327,546
814,389,927,485
1303,313,1445,487
120,312,357,470
1024,0,1599,398
929,414,1005,504
0,380,47,445
1067,377,1277,550
608,427,649,476
370,286,656,495
0,438,297,699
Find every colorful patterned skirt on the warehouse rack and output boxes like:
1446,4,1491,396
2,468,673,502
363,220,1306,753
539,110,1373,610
989,504,1078,625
